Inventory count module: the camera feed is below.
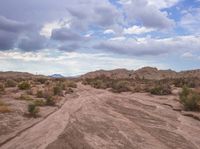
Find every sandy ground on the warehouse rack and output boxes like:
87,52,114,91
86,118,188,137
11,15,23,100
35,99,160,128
1,83,200,149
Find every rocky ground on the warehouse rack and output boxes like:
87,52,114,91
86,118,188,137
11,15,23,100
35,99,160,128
1,83,200,149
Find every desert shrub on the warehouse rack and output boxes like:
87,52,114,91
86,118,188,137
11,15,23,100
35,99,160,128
5,79,17,87
174,78,199,88
34,99,46,106
66,81,77,88
36,90,44,98
53,85,63,96
180,86,200,111
28,103,39,117
150,85,171,95
36,78,47,84
111,81,131,93
45,96,56,106
19,94,33,101
0,83,5,94
18,81,31,90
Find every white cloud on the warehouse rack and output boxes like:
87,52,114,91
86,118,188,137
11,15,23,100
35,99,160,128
40,19,70,38
181,52,194,58
103,29,115,34
0,49,167,76
123,25,155,35
147,0,180,9
109,36,126,41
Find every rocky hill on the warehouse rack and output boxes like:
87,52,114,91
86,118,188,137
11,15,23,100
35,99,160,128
81,67,200,80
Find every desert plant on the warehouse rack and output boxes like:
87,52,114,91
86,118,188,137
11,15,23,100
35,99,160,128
53,85,62,96
180,86,200,111
5,79,17,87
19,94,33,101
111,81,131,93
0,83,5,94
66,81,77,88
45,96,56,106
28,103,39,117
150,85,171,95
36,90,44,98
36,78,47,84
18,81,31,90
34,99,46,106
65,87,74,94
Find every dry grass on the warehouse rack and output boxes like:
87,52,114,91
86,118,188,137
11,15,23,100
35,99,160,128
0,100,11,113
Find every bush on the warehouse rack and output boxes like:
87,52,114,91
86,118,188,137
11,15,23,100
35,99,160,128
111,81,131,93
45,96,56,106
19,94,33,101
28,103,39,117
18,81,31,90
36,90,44,98
5,79,17,87
53,85,62,96
0,83,5,94
34,99,46,106
180,86,200,111
36,78,47,84
150,85,171,95
66,81,77,88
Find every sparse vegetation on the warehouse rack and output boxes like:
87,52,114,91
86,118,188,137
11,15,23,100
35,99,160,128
18,81,31,90
53,85,63,96
180,86,200,111
34,99,46,106
19,94,33,101
28,103,39,117
45,96,56,106
5,79,17,87
0,83,5,94
150,85,171,95
36,90,44,98
111,81,131,93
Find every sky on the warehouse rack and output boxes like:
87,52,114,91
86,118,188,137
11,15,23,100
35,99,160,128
0,0,200,76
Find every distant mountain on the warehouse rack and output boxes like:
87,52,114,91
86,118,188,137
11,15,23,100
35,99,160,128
81,67,200,80
49,74,65,78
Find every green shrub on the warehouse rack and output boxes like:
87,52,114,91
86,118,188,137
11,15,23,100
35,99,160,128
5,79,17,87
111,81,131,93
150,85,171,95
18,81,31,90
19,94,33,101
0,83,5,94
34,99,46,106
45,96,56,106
180,86,200,111
28,103,39,117
36,90,44,98
53,85,62,96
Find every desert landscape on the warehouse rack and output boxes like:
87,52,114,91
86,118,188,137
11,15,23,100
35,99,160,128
1,0,200,148
0,67,200,149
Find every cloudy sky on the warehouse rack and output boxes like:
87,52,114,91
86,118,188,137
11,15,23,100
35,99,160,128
0,0,200,76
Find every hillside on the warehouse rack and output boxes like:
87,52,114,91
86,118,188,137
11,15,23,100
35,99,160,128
81,67,200,80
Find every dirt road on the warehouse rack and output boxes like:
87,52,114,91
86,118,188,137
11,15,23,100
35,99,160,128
2,83,200,149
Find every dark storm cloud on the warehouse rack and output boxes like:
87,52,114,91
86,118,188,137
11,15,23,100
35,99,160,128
94,36,200,56
0,16,30,33
0,30,17,50
59,43,81,51
51,28,83,41
17,33,47,51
